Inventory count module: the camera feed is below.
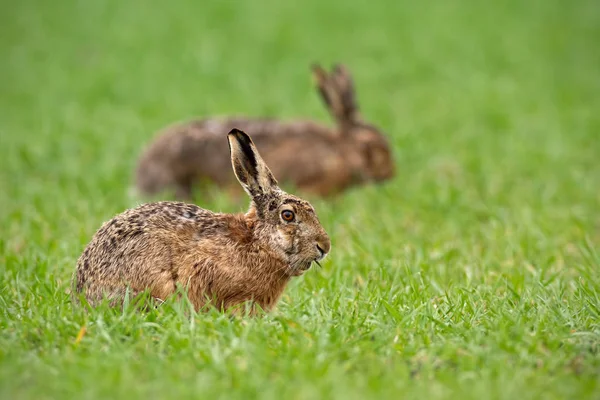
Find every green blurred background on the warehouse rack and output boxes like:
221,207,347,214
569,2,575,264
1,0,599,399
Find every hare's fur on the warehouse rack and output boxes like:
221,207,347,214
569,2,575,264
135,64,395,200
74,129,331,313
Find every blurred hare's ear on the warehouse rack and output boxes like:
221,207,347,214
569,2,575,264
332,64,360,123
311,64,346,124
227,128,279,198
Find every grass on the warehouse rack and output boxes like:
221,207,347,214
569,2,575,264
1,0,600,398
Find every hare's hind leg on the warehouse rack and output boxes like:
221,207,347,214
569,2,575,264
78,284,144,309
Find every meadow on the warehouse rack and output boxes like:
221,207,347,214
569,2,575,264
1,0,599,398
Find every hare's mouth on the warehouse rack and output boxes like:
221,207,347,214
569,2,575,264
291,261,313,276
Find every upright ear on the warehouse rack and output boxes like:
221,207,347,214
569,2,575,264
311,64,346,123
227,128,279,198
332,64,360,123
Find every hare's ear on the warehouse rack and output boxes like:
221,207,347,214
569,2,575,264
227,128,279,198
332,64,360,123
312,64,346,123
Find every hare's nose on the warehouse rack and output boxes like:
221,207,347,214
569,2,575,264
316,237,331,258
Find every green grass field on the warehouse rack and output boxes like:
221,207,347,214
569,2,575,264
1,0,599,398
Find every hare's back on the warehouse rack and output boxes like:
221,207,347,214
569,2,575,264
98,202,216,235
75,202,219,294
190,118,340,178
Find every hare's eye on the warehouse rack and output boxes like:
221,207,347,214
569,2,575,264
281,210,295,222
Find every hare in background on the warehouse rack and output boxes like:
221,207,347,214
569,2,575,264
74,129,330,314
135,64,395,200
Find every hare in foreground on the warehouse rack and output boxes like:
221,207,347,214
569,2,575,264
74,129,331,313
135,64,395,200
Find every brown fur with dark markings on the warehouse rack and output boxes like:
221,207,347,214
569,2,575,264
135,64,395,200
74,129,331,313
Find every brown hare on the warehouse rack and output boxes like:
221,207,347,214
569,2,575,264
135,64,395,200
74,129,331,314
